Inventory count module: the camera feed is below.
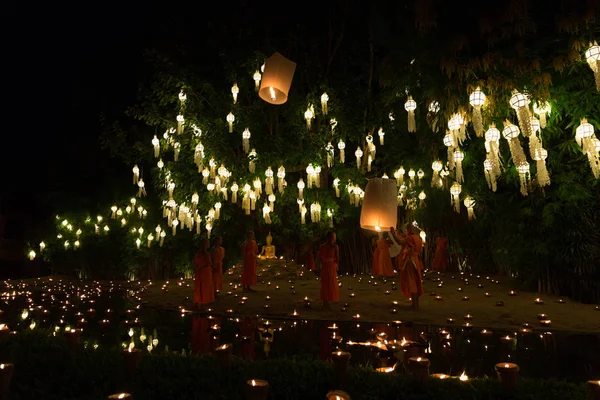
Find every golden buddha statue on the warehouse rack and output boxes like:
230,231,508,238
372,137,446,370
259,232,277,260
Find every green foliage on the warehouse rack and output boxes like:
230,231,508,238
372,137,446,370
0,331,590,400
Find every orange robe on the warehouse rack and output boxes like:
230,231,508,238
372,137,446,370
398,235,424,298
211,246,225,291
374,238,395,277
194,251,215,305
241,240,258,286
432,237,449,272
317,243,339,302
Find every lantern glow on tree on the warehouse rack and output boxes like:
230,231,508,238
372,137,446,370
360,178,398,232
258,52,297,105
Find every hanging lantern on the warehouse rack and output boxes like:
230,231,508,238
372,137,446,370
450,182,462,213
268,193,276,211
231,182,239,203
321,92,329,115
443,132,456,170
314,165,322,188
326,142,335,168
297,178,305,200
330,118,338,134
152,136,160,158
273,167,285,194
485,124,502,178
264,167,274,195
483,159,497,192
453,150,465,183
417,169,425,186
167,182,175,199
137,180,146,197
404,96,417,133
194,143,204,170
509,90,533,138
132,165,140,185
378,127,385,145
394,166,405,186
408,169,416,185
517,162,530,196
585,42,600,91
360,178,398,232
205,221,212,239
214,202,222,219
171,219,179,236
502,121,527,167
327,209,334,228
533,147,551,187
176,115,184,135
248,149,257,173
306,164,315,188
431,161,443,188
253,178,262,199
469,87,486,137
338,139,346,163
533,101,551,129
178,90,187,104
231,83,239,104
528,117,542,159
428,101,441,133
463,196,476,220
173,142,180,161
262,203,272,224
304,105,314,129
242,128,251,154
575,118,600,178
258,52,297,105
253,70,262,92
300,204,307,224
157,159,164,169
418,191,426,207
310,202,321,223
226,112,235,133
355,147,363,169
333,177,341,197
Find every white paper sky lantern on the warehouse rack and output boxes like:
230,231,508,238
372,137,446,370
360,178,398,232
259,52,297,105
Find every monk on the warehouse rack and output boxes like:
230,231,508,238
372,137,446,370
371,236,381,275
317,231,340,309
432,236,449,272
211,236,225,293
391,226,424,310
194,238,214,308
241,231,258,292
373,233,395,277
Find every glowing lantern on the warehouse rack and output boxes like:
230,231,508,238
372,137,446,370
585,42,600,91
418,191,426,207
463,196,476,220
173,142,180,161
297,178,305,200
417,169,425,186
226,112,235,133
326,142,335,168
111,205,117,219
28,250,36,260
132,165,140,185
277,167,286,194
310,202,321,223
502,121,527,167
262,203,272,224
304,105,314,129
265,167,274,194
242,128,251,154
360,178,398,232
253,70,261,91
443,133,456,170
176,115,184,135
258,52,297,105
300,204,307,224
268,193,276,211
450,182,462,213
533,147,551,187
355,147,363,169
575,118,600,178
510,90,533,138
453,150,465,183
157,159,164,169
394,167,405,186
408,169,416,185
327,209,334,228
179,90,187,103
231,182,239,203
137,180,146,197
469,87,486,137
333,178,341,197
378,127,385,145
517,162,530,196
39,242,45,251
248,149,257,173
533,101,551,129
484,159,497,192
151,136,160,158
231,83,239,104
404,96,417,132
205,221,212,238
321,92,329,115
214,202,222,219
431,161,443,188
338,139,346,163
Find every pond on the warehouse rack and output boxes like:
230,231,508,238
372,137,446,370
1,278,599,383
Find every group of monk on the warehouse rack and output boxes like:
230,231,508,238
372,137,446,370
193,236,225,309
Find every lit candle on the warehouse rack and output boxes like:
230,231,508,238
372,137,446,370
431,373,448,380
215,343,232,369
485,292,492,297
462,296,470,301
587,380,600,400
534,298,544,305
464,314,473,321
353,314,361,319
495,363,520,389
390,309,397,314
509,291,517,296
435,296,443,301
459,371,469,381
408,357,430,383
331,351,351,379
540,319,552,326
480,329,493,337
446,318,455,324
326,390,351,400
246,379,270,400
107,394,132,399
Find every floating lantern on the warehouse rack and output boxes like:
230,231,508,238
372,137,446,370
496,363,520,389
259,52,296,105
585,41,600,91
360,178,398,232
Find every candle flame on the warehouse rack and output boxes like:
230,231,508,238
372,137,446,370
0,364,4,369
439,374,447,379
417,357,422,361
118,394,126,399
401,337,407,345
505,363,509,368
251,380,256,386
459,371,468,381
337,351,342,355
269,87,276,101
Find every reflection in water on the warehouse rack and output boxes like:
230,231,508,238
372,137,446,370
0,279,598,382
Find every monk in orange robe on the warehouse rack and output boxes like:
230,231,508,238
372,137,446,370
371,237,381,275
373,233,395,277
211,236,225,293
432,236,449,272
317,231,340,309
391,226,424,310
194,238,214,308
241,231,258,292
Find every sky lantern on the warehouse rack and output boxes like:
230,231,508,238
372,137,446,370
258,52,297,105
360,178,398,232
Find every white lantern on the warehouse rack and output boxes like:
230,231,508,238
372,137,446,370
132,165,140,185
450,182,462,213
585,42,600,91
226,112,235,133
321,92,329,115
510,90,533,138
355,147,363,169
404,96,417,132
453,150,465,183
359,178,398,232
469,87,486,137
151,136,160,158
231,83,239,104
463,196,476,220
338,139,346,163
533,101,551,128
517,161,530,196
242,128,251,154
258,52,297,105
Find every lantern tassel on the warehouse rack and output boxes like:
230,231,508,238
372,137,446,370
538,112,547,129
447,147,455,170
516,107,534,138
456,161,464,184
340,149,345,164
467,207,476,220
408,110,416,133
536,159,551,187
453,195,460,213
472,107,483,137
519,172,529,196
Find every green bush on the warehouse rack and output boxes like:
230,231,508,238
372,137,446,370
0,331,590,400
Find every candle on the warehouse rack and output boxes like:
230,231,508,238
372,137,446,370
350,293,355,298
464,314,473,321
534,298,544,305
480,329,493,337
376,365,396,374
107,394,132,399
121,348,143,375
500,335,513,344
485,292,491,297
463,323,473,331
331,351,351,379
446,318,455,324
353,314,361,319
390,309,397,314
265,296,271,301
587,380,600,400
435,296,443,301
431,373,449,380
326,390,351,400
509,291,517,296
246,379,269,400
540,319,552,326
0,362,14,396
457,287,463,292
215,343,232,369
462,296,470,301
408,357,430,383
459,371,469,381
496,301,504,307
328,323,339,332
495,363,520,389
